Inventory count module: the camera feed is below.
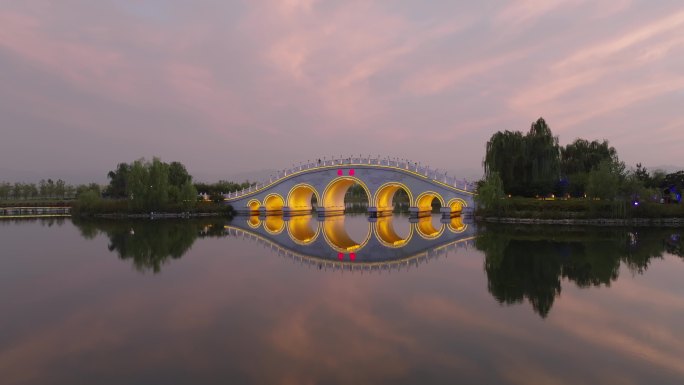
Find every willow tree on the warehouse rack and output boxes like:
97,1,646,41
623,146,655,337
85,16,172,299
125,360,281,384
484,117,560,196
526,118,561,195
560,139,617,196
126,157,197,211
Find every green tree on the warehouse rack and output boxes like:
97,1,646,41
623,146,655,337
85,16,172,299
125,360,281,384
649,169,667,189
105,163,131,198
24,183,38,200
65,184,76,199
634,163,650,184
526,118,560,195
147,157,170,209
476,171,505,211
484,130,526,195
77,190,101,211
126,159,151,211
55,179,66,199
179,181,198,210
124,157,195,211
39,180,47,198
46,179,55,198
13,182,24,199
0,182,11,200
168,161,192,187
76,183,101,198
484,117,559,196
586,159,623,200
560,139,617,196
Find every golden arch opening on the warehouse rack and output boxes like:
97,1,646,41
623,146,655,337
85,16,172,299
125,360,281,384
447,216,467,233
447,198,467,214
416,191,445,213
247,199,261,212
247,215,261,228
287,215,319,245
321,177,371,212
322,216,371,252
264,215,285,234
374,216,412,248
374,182,413,213
415,216,445,239
287,184,320,213
263,193,285,213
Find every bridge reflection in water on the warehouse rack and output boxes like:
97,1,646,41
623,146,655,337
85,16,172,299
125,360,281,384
226,214,475,271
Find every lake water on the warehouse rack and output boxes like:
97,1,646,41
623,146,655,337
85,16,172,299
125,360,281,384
1,215,683,384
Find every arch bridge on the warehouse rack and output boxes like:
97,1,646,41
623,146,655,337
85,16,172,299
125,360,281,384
224,156,477,217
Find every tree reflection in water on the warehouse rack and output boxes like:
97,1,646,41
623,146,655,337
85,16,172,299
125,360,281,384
476,224,684,318
71,217,684,314
72,218,229,273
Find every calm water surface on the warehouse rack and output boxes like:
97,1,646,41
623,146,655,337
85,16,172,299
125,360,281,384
1,215,683,384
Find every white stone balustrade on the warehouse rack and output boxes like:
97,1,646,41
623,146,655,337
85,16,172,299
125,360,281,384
225,155,475,198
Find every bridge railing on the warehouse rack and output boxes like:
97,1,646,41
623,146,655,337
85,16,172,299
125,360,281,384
224,156,477,199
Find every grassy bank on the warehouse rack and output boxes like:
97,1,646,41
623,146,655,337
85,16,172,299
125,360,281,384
0,199,73,207
71,199,236,218
477,198,684,219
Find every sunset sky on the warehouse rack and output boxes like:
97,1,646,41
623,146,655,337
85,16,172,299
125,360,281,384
1,0,683,183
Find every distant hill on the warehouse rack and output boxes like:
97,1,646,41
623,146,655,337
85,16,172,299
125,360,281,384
648,165,683,173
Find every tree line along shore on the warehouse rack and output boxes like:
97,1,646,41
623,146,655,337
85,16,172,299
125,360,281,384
2,118,683,221
477,117,684,221
0,158,250,217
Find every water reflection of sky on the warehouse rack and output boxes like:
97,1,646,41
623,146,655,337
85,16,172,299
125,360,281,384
0,218,683,384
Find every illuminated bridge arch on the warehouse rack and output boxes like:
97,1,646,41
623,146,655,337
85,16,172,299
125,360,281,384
223,156,476,217
415,191,445,213
374,216,413,248
415,216,445,239
374,182,413,215
263,215,285,234
263,193,285,213
286,183,320,215
247,199,261,213
321,176,371,216
447,198,467,214
287,215,320,245
321,216,372,253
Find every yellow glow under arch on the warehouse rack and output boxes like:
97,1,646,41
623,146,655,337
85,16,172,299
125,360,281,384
447,198,467,213
247,215,261,228
322,216,371,253
287,215,320,245
247,199,261,212
321,176,371,211
264,215,285,234
263,193,285,212
447,216,467,233
286,184,320,212
373,182,413,212
373,216,413,248
415,216,445,239
415,191,445,212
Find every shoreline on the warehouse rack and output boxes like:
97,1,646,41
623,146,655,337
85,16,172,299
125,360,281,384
478,216,684,226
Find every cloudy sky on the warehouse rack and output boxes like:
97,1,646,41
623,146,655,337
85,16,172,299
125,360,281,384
1,0,683,183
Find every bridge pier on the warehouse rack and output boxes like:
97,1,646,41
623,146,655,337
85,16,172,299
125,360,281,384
316,207,345,218
440,207,452,219
367,207,393,218
407,206,456,219
259,207,283,216
282,206,313,217
409,207,433,218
